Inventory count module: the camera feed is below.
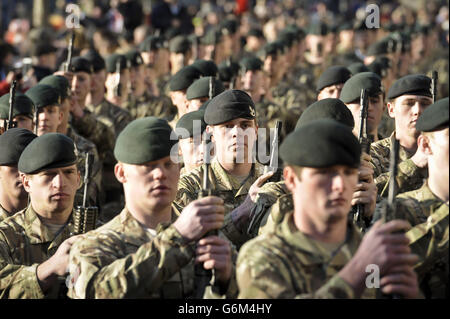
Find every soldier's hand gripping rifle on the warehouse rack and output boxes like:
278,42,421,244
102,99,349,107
432,71,438,103
193,133,217,298
353,89,371,229
264,120,282,183
64,30,75,73
73,153,98,235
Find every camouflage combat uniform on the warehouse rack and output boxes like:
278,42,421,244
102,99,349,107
67,207,238,299
175,158,264,248
237,211,376,298
0,205,76,298
66,126,103,208
125,92,177,121
370,132,427,197
70,109,115,163
86,98,133,139
0,204,9,223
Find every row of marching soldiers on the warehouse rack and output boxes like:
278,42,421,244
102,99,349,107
0,18,448,298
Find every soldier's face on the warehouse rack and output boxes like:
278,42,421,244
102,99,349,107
178,136,205,172
187,97,208,112
37,105,62,136
0,165,28,203
346,93,385,134
388,95,433,138
22,165,80,216
209,118,257,164
13,115,33,132
423,128,449,184
72,71,91,106
116,157,180,213
285,165,358,225
317,84,344,100
90,70,106,93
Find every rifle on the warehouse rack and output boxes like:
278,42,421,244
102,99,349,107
65,30,75,72
227,58,236,90
379,139,403,299
264,120,283,183
192,36,199,61
73,152,98,235
114,60,122,97
431,71,438,103
353,89,371,229
4,81,18,132
193,133,217,298
208,76,215,100
33,104,39,135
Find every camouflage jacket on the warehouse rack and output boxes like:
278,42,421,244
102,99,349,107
66,126,102,208
67,207,238,299
237,212,376,298
70,109,115,163
125,92,176,121
406,202,449,299
0,204,10,223
175,158,264,248
247,181,288,237
0,205,76,299
370,132,427,197
86,98,133,139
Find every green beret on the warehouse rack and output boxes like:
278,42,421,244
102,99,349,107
25,84,60,108
340,72,382,103
247,28,264,38
139,35,164,52
0,128,37,165
169,35,191,54
316,66,352,92
105,54,129,73
186,77,225,100
125,50,144,67
191,59,218,77
30,43,57,57
82,49,106,72
367,37,396,56
368,57,391,79
218,60,240,82
71,56,93,74
176,109,207,138
347,62,370,75
0,93,35,120
240,56,263,72
204,90,256,125
280,119,361,168
201,28,222,45
260,42,281,57
307,22,328,36
18,133,77,174
164,27,182,40
279,30,296,48
169,65,202,92
387,74,432,100
416,97,449,132
114,117,177,164
39,75,70,101
338,22,354,32
220,19,238,35
296,98,355,130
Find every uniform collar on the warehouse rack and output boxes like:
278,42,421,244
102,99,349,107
276,211,362,267
23,205,75,249
389,131,415,160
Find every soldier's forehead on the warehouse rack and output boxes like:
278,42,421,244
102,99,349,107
396,95,433,102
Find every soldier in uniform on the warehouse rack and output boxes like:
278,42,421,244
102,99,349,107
316,65,351,100
370,74,433,197
83,49,133,139
248,98,376,237
104,54,130,109
0,94,35,132
26,82,102,209
67,117,237,298
167,65,202,128
236,119,419,299
175,109,207,175
0,133,81,298
175,90,273,249
185,76,225,113
0,128,37,222
169,35,192,76
340,72,386,143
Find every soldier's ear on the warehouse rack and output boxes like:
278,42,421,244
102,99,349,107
21,173,31,193
386,101,395,118
283,166,298,193
417,134,432,155
114,162,127,184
